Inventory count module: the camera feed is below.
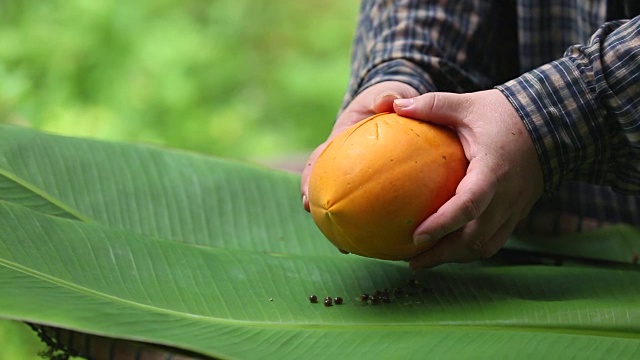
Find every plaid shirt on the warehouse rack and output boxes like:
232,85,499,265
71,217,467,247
342,0,640,227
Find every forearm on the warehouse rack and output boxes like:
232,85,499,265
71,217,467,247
497,16,640,194
341,0,436,110
342,0,513,111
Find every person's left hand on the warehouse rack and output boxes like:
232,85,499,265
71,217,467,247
392,89,545,270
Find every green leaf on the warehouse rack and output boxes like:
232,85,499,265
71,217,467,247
0,124,330,255
2,202,640,358
1,125,640,359
507,225,640,264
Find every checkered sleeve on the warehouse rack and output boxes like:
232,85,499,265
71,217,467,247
341,0,510,111
497,16,640,195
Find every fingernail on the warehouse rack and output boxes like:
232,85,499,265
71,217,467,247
375,93,399,103
373,93,400,113
413,233,432,246
302,194,310,212
394,98,414,108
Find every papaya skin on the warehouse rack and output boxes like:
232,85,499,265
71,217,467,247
308,112,468,260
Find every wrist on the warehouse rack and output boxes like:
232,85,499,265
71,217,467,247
496,58,611,193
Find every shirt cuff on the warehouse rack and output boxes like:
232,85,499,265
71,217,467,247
496,58,613,193
355,59,436,98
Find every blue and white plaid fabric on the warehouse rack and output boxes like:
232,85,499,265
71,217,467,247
341,0,639,228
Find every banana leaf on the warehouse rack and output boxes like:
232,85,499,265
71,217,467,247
1,125,639,359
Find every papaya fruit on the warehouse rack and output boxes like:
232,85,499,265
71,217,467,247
308,112,468,260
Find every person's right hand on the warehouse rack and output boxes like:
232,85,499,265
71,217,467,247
300,81,420,211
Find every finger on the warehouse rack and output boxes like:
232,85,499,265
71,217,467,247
300,143,330,212
409,209,496,270
372,85,419,113
413,160,495,245
409,213,517,270
463,216,517,266
373,93,401,113
409,225,502,271
453,204,518,260
409,228,468,270
393,92,472,127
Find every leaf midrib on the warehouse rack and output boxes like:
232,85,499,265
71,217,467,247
2,259,638,340
0,168,91,222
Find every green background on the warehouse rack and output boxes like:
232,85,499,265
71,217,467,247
0,0,359,357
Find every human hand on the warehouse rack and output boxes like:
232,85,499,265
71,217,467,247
300,81,419,211
392,89,544,270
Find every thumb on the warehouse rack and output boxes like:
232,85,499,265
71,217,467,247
372,87,420,114
393,92,470,127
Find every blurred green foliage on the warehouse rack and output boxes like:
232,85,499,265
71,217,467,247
0,0,359,357
0,0,359,161
0,321,45,360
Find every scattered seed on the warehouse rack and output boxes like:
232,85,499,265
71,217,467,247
334,297,344,305
324,298,333,307
309,295,318,303
352,278,431,307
